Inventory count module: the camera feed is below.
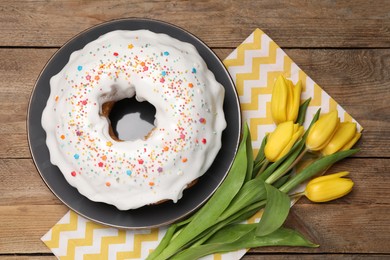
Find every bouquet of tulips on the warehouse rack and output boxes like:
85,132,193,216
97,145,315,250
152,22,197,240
147,75,361,260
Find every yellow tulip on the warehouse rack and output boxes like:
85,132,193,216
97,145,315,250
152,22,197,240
321,122,361,156
304,172,354,202
306,110,339,151
271,75,302,124
264,121,304,162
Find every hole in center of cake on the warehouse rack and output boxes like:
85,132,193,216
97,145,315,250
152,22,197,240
107,97,156,141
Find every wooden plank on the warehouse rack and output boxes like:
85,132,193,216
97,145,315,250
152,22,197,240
0,254,388,259
0,204,388,254
0,158,388,206
1,48,389,158
242,254,390,259
0,158,388,254
0,205,68,253
0,256,56,260
0,0,389,48
0,159,61,206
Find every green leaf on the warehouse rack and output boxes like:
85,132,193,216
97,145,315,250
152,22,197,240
245,127,254,182
171,225,318,260
273,173,291,189
218,177,266,221
152,124,250,260
279,149,360,194
254,135,267,165
259,137,304,180
256,183,291,236
296,98,312,125
264,139,305,184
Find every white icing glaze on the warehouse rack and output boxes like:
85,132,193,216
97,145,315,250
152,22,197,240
41,30,226,210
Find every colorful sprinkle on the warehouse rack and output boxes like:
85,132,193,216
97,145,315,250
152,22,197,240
138,159,144,165
199,118,206,124
86,75,91,80
157,167,163,173
163,51,169,56
126,170,132,176
128,44,134,49
149,182,155,186
55,95,59,102
182,158,188,163
77,66,83,71
113,52,119,56
106,141,113,147
160,78,165,83
161,71,167,76
188,83,193,88
106,182,111,187
202,138,207,144
60,135,65,140
74,154,80,159
98,162,104,167
71,171,76,177
102,155,107,161
192,68,197,73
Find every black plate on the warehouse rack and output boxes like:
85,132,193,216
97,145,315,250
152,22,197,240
27,18,241,229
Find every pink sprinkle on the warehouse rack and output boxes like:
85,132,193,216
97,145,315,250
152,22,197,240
71,171,76,177
160,78,165,83
180,133,186,140
202,138,207,144
86,75,91,80
98,162,104,167
143,66,148,71
138,159,144,165
82,100,87,105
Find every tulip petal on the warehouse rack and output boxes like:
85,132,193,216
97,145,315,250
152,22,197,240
308,171,349,185
264,121,294,162
276,125,304,161
341,132,362,151
287,80,302,122
306,110,339,151
305,178,354,203
271,75,288,124
321,122,357,156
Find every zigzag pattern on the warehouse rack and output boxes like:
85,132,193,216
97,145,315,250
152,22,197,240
43,28,361,260
42,211,162,259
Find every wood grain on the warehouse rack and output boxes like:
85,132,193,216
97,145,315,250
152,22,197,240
0,158,388,254
0,158,388,206
0,0,389,48
1,48,388,158
0,0,389,258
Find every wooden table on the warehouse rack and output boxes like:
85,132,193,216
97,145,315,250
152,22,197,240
0,1,389,259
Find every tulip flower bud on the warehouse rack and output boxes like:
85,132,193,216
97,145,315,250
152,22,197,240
264,121,304,162
321,122,361,156
305,172,354,202
271,75,302,124
306,110,339,151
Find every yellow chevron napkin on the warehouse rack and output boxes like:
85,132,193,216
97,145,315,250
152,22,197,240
42,28,361,260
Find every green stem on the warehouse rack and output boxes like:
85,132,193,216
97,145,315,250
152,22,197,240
190,200,266,248
265,147,308,185
147,224,178,260
279,149,359,193
256,159,269,177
